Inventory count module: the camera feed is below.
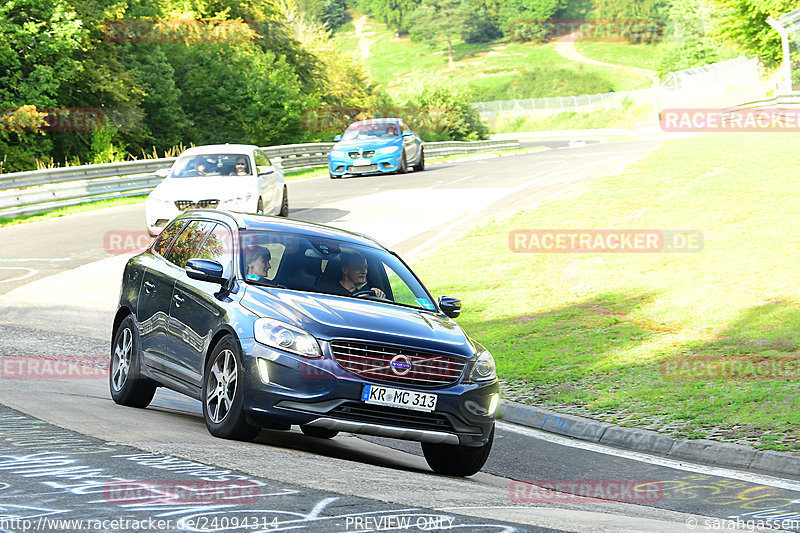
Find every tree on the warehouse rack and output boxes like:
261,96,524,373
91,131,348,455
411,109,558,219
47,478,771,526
707,0,796,66
408,0,469,69
658,0,721,75
404,75,488,141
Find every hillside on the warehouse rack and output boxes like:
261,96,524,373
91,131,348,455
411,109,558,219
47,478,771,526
332,13,660,104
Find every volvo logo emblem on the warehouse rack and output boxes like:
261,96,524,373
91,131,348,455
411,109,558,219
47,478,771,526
390,355,412,376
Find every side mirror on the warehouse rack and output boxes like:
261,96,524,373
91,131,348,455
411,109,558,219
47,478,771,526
402,130,414,137
258,165,274,176
438,296,461,318
154,168,170,179
186,258,226,285
334,135,342,141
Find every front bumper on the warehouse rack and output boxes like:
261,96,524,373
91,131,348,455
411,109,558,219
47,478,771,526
240,338,498,446
328,154,402,177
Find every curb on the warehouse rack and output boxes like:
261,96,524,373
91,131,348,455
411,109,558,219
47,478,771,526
500,400,800,480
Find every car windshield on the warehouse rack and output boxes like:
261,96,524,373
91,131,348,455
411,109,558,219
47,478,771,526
239,230,437,311
341,122,399,140
170,154,251,178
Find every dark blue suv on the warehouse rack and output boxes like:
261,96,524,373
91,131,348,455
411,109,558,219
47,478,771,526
110,210,498,476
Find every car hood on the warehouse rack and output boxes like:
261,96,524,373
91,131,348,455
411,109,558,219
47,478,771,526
239,285,476,358
333,138,402,152
151,176,256,200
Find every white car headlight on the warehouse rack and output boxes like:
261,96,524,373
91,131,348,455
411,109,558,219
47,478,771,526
376,145,400,155
470,350,497,381
330,150,347,158
220,193,252,206
254,318,321,358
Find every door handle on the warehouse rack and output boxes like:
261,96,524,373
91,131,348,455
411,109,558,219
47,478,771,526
173,294,184,307
143,281,155,293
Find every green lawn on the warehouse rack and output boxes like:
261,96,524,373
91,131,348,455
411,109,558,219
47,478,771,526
334,15,653,103
412,132,800,450
573,41,665,71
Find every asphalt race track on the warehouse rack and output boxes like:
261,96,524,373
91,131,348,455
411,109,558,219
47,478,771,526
1,142,799,532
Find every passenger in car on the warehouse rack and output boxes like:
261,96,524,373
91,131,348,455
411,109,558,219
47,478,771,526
230,157,250,175
318,251,386,298
246,249,271,280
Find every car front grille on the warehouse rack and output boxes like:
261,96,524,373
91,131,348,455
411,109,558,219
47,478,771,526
330,340,466,387
348,151,375,159
329,401,455,432
174,199,219,211
347,165,378,172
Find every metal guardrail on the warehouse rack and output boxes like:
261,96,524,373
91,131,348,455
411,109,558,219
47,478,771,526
0,139,520,219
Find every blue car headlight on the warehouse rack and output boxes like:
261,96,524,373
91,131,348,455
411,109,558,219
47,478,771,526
254,318,321,358
330,150,347,158
376,146,401,155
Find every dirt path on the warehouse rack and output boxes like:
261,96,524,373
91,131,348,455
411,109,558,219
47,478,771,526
354,15,370,62
554,31,659,86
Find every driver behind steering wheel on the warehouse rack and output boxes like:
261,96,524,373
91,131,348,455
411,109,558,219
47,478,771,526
321,250,386,299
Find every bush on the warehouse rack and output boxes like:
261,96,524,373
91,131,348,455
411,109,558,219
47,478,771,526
404,76,488,141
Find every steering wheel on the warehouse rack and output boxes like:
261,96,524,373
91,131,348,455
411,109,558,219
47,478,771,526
351,289,378,298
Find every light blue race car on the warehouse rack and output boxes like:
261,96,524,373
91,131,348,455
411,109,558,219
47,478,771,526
328,118,425,179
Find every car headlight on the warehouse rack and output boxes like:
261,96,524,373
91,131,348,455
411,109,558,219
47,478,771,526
330,150,347,158
220,194,252,206
147,196,171,206
376,145,400,155
470,350,497,381
254,318,321,358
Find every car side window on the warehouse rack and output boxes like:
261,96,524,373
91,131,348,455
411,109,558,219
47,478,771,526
152,220,188,257
195,223,234,278
164,220,216,268
254,150,271,168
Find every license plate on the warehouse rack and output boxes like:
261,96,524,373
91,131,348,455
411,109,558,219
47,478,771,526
362,385,438,412
353,158,371,166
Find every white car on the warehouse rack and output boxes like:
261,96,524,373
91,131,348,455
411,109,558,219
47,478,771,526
145,144,288,236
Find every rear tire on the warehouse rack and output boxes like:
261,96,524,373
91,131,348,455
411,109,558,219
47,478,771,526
413,148,425,171
279,186,289,217
109,316,156,408
300,425,339,439
422,426,494,476
202,336,261,441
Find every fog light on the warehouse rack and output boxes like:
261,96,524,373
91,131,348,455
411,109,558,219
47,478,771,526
488,393,500,417
257,358,270,384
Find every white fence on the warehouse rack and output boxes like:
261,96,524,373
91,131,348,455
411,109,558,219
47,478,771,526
473,57,762,125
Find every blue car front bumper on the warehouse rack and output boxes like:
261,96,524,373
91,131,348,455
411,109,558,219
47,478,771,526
328,154,402,177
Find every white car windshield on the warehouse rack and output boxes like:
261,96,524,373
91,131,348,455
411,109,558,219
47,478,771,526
342,123,400,140
170,154,251,178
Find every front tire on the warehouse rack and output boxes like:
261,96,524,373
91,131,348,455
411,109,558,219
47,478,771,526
422,426,494,476
397,150,407,174
109,316,156,408
412,147,425,171
279,186,289,217
256,198,264,214
202,336,261,441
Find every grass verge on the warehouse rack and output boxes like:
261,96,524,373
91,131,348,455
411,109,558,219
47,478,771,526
412,132,800,450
